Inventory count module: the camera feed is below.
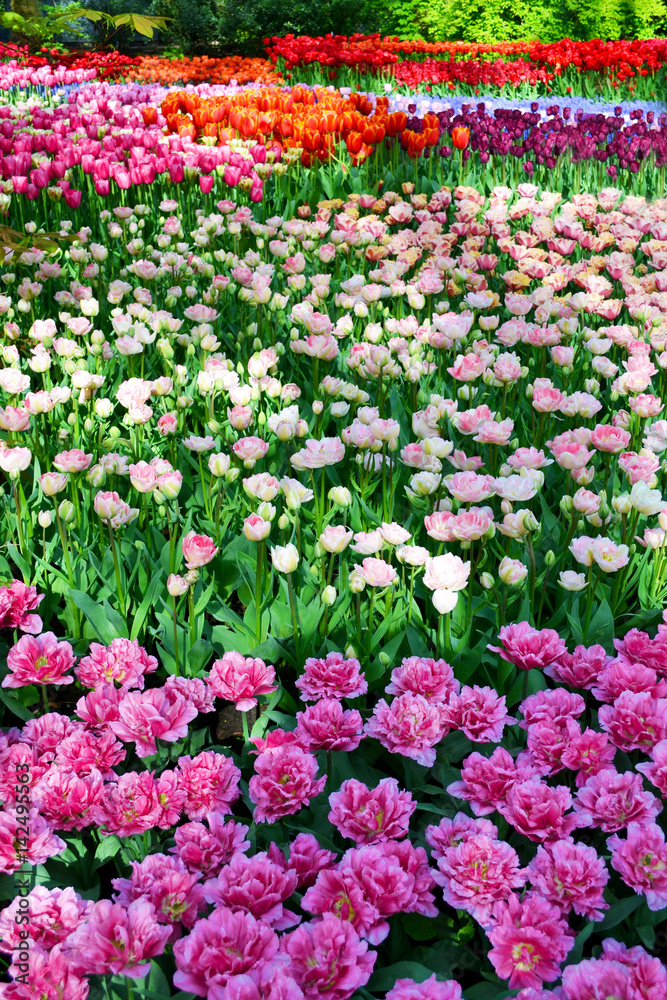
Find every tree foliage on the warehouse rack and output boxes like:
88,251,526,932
377,0,667,41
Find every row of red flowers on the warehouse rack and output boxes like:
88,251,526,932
264,33,667,84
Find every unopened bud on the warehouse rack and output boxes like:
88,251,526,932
58,499,76,524
329,486,352,507
559,495,573,516
167,574,190,597
613,494,632,515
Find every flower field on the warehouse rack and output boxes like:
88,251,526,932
0,29,667,1000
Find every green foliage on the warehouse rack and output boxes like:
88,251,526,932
70,0,381,55
377,0,667,41
3,1,168,52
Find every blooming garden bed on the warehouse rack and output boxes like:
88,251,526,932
0,33,667,1000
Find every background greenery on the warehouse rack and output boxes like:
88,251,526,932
11,0,667,59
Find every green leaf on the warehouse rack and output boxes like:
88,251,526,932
585,598,615,649
70,591,126,644
368,963,438,990
598,894,642,930
94,834,121,863
186,638,214,674
147,961,171,997
401,913,441,941
130,574,162,642
563,921,596,967
0,688,35,722
463,985,511,1000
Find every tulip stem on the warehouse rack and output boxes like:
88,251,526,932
188,587,196,663
526,538,537,620
199,455,212,521
57,503,80,639
255,542,264,645
241,710,250,744
286,573,300,665
172,595,180,677
12,480,25,563
367,589,375,661
108,523,126,626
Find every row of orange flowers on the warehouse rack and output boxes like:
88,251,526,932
124,54,282,87
159,87,454,165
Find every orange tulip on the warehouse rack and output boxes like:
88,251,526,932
452,126,470,150
238,113,258,138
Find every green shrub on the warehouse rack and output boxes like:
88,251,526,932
54,0,667,53
378,0,667,41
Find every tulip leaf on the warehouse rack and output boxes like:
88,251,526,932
368,963,439,990
94,834,121,863
598,894,642,930
0,688,35,722
70,591,128,644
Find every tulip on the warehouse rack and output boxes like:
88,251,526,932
181,530,218,570
452,127,470,151
271,543,299,575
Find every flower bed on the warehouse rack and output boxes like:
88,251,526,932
265,34,667,101
1,43,667,1000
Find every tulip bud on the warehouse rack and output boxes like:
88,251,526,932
321,585,337,607
278,513,289,530
257,502,276,522
344,645,357,660
522,510,539,532
480,572,494,590
58,499,76,524
270,543,299,574
329,486,352,507
379,651,390,666
167,574,190,597
94,398,114,419
38,510,52,529
545,550,556,568
86,465,106,488
312,400,323,415
613,494,633,515
559,495,574,517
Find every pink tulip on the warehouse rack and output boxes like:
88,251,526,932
181,531,218,570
